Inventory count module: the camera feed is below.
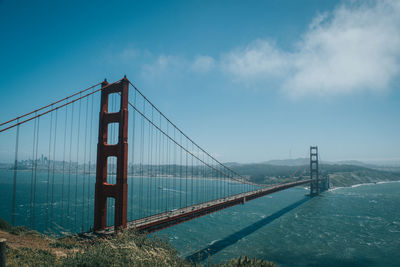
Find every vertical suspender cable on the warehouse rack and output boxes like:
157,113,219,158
179,134,183,209
87,90,95,227
139,99,145,218
158,115,162,213
146,109,151,217
191,143,194,205
29,115,37,228
173,127,176,209
172,127,175,208
46,107,53,231
130,89,137,220
201,150,204,202
61,106,68,228
195,146,198,203
50,109,58,230
155,113,159,214
161,124,165,211
82,95,89,231
185,139,188,207
204,152,206,202
12,120,19,226
166,124,169,211
164,124,167,211
74,96,82,232
32,116,40,229
67,102,74,231
149,107,154,216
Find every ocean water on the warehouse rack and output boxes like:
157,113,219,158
156,182,400,266
1,168,399,266
0,169,257,234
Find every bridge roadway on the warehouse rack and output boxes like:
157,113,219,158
119,179,312,233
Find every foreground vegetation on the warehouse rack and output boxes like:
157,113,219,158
0,218,275,267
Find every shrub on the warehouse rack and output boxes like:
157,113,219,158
7,247,57,267
216,256,276,267
61,230,190,267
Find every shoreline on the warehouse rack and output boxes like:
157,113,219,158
328,180,400,192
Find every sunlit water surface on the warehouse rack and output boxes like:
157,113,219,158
156,182,400,267
1,168,399,266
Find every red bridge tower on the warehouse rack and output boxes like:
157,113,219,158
94,77,129,231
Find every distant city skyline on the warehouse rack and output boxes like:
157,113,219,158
0,0,399,163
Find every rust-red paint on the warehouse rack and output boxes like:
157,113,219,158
94,78,129,231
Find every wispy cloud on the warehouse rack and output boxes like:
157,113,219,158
191,55,215,73
221,40,290,82
138,0,400,97
222,0,400,97
140,55,188,86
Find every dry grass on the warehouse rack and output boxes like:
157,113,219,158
1,218,276,267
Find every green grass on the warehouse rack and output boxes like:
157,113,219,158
1,217,276,266
61,231,190,267
0,217,39,236
0,217,13,232
7,247,57,267
216,256,276,267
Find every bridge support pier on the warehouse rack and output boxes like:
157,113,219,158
94,77,129,231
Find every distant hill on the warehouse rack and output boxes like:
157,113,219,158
263,158,308,166
256,158,400,171
332,160,400,172
227,161,400,187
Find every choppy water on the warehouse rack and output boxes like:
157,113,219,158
156,182,400,266
1,168,399,266
0,169,257,234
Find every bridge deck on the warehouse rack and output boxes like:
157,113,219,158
108,179,311,233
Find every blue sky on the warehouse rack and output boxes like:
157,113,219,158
0,0,399,163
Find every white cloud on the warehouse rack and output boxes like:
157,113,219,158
120,47,139,60
222,0,400,97
140,54,217,84
191,55,215,72
141,55,187,81
221,40,290,82
138,1,400,97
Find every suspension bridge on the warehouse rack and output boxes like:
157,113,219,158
0,76,328,235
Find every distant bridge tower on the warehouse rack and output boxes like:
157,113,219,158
309,146,329,196
310,146,319,196
94,77,129,231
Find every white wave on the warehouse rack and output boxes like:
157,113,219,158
351,180,400,188
209,239,220,245
329,180,400,192
328,187,345,192
161,188,185,194
351,183,375,188
376,180,400,185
